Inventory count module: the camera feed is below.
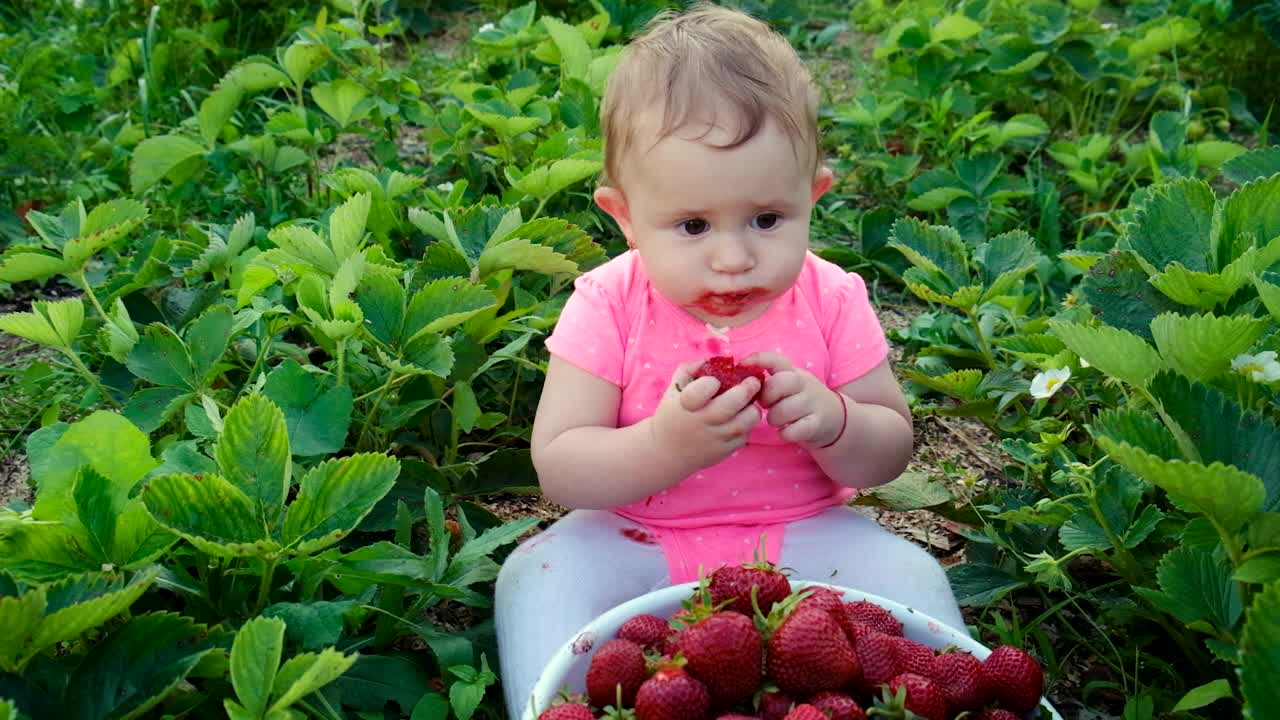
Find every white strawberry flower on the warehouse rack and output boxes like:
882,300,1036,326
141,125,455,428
435,181,455,192
1232,351,1280,383
1078,356,1091,368
478,22,496,32
1030,367,1071,399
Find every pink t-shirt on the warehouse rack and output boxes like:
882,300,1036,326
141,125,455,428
544,250,889,531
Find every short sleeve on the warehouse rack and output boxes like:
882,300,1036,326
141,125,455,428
543,273,626,386
820,267,890,387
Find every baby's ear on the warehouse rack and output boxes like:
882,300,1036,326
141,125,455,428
810,166,835,203
594,186,635,244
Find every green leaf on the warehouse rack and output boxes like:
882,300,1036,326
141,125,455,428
509,158,601,200
1256,274,1280,322
186,304,235,385
228,616,285,718
217,394,291,523
1172,679,1234,712
1219,174,1280,267
268,225,338,275
17,568,158,672
476,237,578,280
130,135,207,193
355,272,405,345
452,381,481,433
223,61,290,93
1090,407,1182,461
1128,17,1200,60
1151,312,1267,382
1241,580,1280,718
263,600,356,650
311,79,372,128
946,563,1026,607
0,248,70,283
977,230,1040,298
401,333,455,377
1099,437,1265,533
1223,147,1280,185
1235,557,1280,584
261,361,354,457
1050,321,1164,388
282,454,400,555
888,218,967,283
1123,178,1214,273
541,16,591,82
1156,545,1242,629
30,411,157,526
328,192,371,262
902,369,983,400
403,279,497,342
281,42,328,88
67,612,219,720
199,86,243,147
1078,251,1183,341
930,13,982,42
270,648,358,712
0,298,83,350
127,325,193,389
142,474,275,557
849,472,952,511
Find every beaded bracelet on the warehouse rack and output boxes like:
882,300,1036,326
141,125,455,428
817,390,848,449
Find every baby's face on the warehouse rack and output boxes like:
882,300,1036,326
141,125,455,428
604,115,830,327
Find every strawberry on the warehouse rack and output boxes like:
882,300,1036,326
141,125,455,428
709,563,791,617
716,715,761,720
782,705,827,720
694,356,768,400
807,691,866,720
884,673,946,720
930,651,988,712
891,637,935,677
794,587,845,617
841,601,902,637
674,611,764,707
538,701,596,720
852,631,898,696
586,639,649,709
635,667,711,720
619,613,672,652
975,710,1021,720
767,607,860,695
982,646,1044,715
758,690,795,720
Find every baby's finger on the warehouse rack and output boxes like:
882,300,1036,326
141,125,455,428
740,351,794,373
679,375,722,411
704,376,762,421
728,402,762,436
765,393,807,427
779,413,821,444
758,370,803,408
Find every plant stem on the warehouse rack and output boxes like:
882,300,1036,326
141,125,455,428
76,270,109,321
255,556,278,614
335,338,347,386
965,307,997,368
356,371,398,451
64,350,121,409
529,195,550,222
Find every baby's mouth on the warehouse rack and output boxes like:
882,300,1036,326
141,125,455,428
693,289,766,316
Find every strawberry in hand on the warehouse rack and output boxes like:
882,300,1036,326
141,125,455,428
741,352,845,449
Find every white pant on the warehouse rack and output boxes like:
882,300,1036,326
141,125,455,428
494,506,964,718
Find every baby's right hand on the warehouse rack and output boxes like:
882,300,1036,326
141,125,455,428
649,362,761,474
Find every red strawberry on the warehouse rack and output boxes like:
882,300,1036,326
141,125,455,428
841,601,902,637
891,637,935,677
635,667,711,720
694,356,768,400
795,587,845,617
586,639,648,708
782,705,827,720
675,611,764,706
709,563,791,617
808,691,866,720
930,651,988,711
758,690,795,720
975,710,1021,720
767,607,860,695
885,673,946,720
853,631,898,695
982,646,1044,715
716,715,761,720
619,614,671,652
538,701,595,720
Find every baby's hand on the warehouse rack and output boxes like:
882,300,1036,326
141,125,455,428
650,361,761,473
746,352,844,448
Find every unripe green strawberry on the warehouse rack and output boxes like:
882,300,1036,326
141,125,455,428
930,650,988,711
767,607,860,695
538,701,595,720
675,611,764,707
808,690,866,720
586,639,648,708
635,667,711,720
885,673,945,720
782,704,827,720
982,646,1043,715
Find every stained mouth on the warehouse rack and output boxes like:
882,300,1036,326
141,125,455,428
693,289,766,315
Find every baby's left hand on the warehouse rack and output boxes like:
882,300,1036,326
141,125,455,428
742,351,844,448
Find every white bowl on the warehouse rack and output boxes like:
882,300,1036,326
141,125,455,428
525,580,1063,720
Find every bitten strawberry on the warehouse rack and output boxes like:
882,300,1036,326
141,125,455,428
808,690,866,720
782,705,827,720
767,607,860,695
884,673,946,720
983,646,1044,715
930,651,988,712
635,667,711,720
538,701,596,720
694,356,768,400
892,637,935,677
675,611,764,707
709,563,791,617
841,600,902,637
975,710,1021,720
586,639,649,709
619,613,671,652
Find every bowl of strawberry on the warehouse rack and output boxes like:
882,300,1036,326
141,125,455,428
526,562,1061,720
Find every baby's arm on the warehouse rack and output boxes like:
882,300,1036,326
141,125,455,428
531,355,761,509
813,358,913,489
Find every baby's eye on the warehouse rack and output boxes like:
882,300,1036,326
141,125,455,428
752,212,781,230
680,218,710,236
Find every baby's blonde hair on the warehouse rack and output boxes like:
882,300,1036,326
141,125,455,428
599,3,821,186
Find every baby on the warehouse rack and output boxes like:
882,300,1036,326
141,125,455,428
494,4,963,716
